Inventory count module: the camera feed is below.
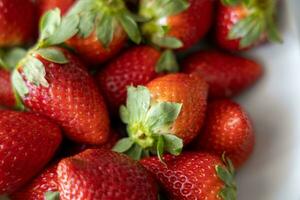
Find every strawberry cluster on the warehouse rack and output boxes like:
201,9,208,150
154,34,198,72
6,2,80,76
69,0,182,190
0,0,281,199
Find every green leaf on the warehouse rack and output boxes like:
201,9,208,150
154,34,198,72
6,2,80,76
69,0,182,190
96,13,114,48
152,35,183,49
215,165,234,187
221,0,240,6
228,15,257,39
0,58,6,69
117,12,142,44
120,105,130,123
44,191,60,200
266,14,283,43
23,56,49,87
142,149,150,157
240,19,264,48
39,8,61,42
128,13,150,23
2,48,27,70
112,138,134,153
12,70,29,98
0,194,10,200
125,86,151,123
45,14,80,46
67,0,95,16
36,48,68,64
156,50,179,73
78,11,96,38
146,102,182,131
126,143,143,160
157,0,189,17
163,134,183,155
219,187,237,200
157,135,165,162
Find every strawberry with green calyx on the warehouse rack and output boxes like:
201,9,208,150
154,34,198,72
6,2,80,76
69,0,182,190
216,0,282,51
12,9,110,145
0,48,27,109
113,86,183,161
65,0,142,65
114,74,208,161
97,45,179,115
141,152,237,200
139,0,213,50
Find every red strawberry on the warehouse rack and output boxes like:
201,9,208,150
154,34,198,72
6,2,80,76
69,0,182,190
0,0,37,47
97,45,171,114
113,74,208,160
0,111,62,194
141,152,237,200
196,100,255,168
215,0,282,51
11,164,59,200
139,0,213,50
37,0,75,18
57,149,158,200
183,51,263,99
12,47,110,145
65,0,141,65
0,69,16,108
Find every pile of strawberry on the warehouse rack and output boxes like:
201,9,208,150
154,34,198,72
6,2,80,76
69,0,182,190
0,0,281,199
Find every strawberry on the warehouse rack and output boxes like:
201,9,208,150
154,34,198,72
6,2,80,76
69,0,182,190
139,0,213,50
65,0,142,65
195,100,255,168
141,152,237,200
11,164,59,200
37,0,75,18
97,45,179,114
57,149,158,200
113,74,208,160
0,69,16,108
0,111,62,194
183,51,263,99
215,0,282,51
12,11,110,145
0,0,37,47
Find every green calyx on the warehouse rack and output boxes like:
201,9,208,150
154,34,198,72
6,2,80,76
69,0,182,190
139,0,189,49
224,0,282,48
216,154,237,200
68,0,142,47
45,191,60,200
0,48,27,71
113,86,183,161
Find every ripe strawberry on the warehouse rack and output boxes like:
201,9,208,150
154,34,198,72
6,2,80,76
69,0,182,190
183,51,263,99
57,149,158,200
11,164,59,200
97,45,179,114
37,0,75,18
215,0,282,51
0,0,37,47
12,47,110,145
0,111,62,194
113,74,208,160
65,0,141,65
0,69,16,108
195,100,255,168
139,0,213,50
141,152,237,200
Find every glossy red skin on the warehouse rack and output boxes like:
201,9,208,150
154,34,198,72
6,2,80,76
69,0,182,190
0,0,37,46
66,26,127,66
147,74,208,144
0,111,62,194
167,0,213,50
215,3,251,51
11,164,58,200
57,149,158,200
18,48,110,145
196,100,255,168
141,153,225,200
97,46,161,114
37,0,75,17
0,69,16,108
183,51,263,99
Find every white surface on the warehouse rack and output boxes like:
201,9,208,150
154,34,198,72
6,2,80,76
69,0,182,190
236,1,300,199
